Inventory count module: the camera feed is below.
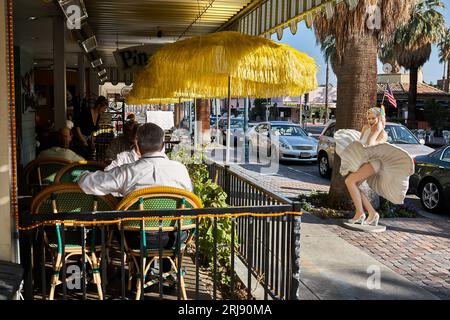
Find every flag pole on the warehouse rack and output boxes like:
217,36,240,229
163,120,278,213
381,80,388,107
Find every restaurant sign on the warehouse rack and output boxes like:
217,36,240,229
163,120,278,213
113,44,163,73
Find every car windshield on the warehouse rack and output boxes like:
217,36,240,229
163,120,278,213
271,125,307,137
385,125,419,145
305,126,325,135
220,119,243,128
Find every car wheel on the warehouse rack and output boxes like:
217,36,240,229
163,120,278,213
318,153,331,179
420,180,444,213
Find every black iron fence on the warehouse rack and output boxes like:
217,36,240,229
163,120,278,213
19,163,302,300
207,163,300,300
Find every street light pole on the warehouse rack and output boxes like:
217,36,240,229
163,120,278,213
244,97,249,163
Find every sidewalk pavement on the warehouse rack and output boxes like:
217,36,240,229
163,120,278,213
299,214,439,300
322,216,450,300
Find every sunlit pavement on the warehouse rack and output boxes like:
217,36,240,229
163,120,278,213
321,217,450,299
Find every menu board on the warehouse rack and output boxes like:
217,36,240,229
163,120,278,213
145,111,174,131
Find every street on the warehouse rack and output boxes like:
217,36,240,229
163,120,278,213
206,145,329,199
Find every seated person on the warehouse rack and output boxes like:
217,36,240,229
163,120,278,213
126,113,136,122
104,124,141,172
78,123,193,264
105,121,139,162
38,128,85,162
78,122,192,195
104,143,140,171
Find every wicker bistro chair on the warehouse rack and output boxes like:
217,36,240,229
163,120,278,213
30,183,118,300
23,158,73,195
116,187,203,300
54,161,106,183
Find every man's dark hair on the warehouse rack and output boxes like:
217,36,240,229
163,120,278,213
137,123,164,154
47,131,66,148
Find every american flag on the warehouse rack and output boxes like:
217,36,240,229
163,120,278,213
384,83,397,108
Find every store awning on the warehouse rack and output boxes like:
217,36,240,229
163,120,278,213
229,0,339,40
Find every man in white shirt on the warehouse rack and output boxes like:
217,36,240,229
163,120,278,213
79,123,193,274
78,123,193,196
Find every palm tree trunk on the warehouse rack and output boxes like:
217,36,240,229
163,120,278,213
195,99,211,144
407,66,418,128
443,60,447,81
325,59,330,124
328,35,378,208
446,59,450,92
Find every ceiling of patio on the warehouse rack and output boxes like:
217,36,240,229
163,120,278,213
84,0,257,66
13,0,259,68
13,0,81,68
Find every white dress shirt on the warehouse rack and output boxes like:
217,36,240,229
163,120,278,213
78,151,193,196
104,149,140,171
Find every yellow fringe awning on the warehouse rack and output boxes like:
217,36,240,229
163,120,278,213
126,96,192,105
130,31,318,100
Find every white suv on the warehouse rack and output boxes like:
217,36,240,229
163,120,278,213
317,120,435,178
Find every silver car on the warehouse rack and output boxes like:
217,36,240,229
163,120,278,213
317,120,435,178
248,121,318,162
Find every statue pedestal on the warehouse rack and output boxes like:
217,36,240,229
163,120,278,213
341,221,386,233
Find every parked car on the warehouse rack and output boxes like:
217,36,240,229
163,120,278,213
304,125,326,140
210,117,244,145
409,145,450,213
210,116,220,126
248,121,318,162
210,118,257,145
317,120,435,178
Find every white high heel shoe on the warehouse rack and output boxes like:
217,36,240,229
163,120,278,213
347,213,366,225
365,213,380,226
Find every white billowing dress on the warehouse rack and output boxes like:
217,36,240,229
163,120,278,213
334,128,414,204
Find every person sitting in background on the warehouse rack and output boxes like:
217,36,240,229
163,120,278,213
104,125,141,171
38,129,85,162
105,120,139,162
126,113,136,122
78,122,192,196
66,114,74,130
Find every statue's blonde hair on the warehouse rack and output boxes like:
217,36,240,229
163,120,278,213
367,107,386,126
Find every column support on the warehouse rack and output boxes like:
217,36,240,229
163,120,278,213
77,53,86,99
53,16,67,130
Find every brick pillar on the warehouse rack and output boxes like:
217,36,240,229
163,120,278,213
195,99,211,144
174,103,185,128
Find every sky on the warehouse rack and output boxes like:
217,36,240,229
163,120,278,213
274,5,450,86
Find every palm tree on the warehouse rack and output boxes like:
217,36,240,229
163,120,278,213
379,44,401,73
318,35,339,74
314,0,412,207
383,0,445,127
438,28,450,92
318,35,337,124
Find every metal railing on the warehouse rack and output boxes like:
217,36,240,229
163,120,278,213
207,163,300,300
19,163,302,300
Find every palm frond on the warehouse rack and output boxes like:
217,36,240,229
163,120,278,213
314,0,413,63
